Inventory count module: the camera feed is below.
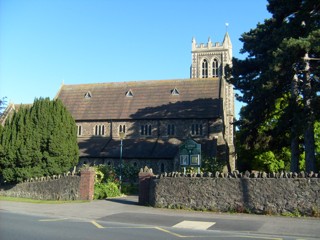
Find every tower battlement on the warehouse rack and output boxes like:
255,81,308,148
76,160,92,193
190,33,232,79
191,37,224,51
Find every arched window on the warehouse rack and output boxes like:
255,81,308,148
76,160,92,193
161,163,165,173
94,125,105,136
202,59,208,78
148,125,152,135
119,125,126,133
191,123,203,136
77,125,82,136
212,59,219,77
140,124,152,136
167,124,175,135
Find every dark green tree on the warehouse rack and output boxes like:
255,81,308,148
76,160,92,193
227,0,320,172
0,97,5,147
0,98,79,183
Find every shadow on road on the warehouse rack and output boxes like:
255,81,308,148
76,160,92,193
105,196,139,206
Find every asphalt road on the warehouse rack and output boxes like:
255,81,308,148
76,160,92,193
1,196,320,240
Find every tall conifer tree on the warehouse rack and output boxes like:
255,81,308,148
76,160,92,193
0,98,79,183
228,0,319,172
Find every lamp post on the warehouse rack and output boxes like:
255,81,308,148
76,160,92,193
119,131,125,192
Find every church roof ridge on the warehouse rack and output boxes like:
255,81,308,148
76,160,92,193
60,78,219,89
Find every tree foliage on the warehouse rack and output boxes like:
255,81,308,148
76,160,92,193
0,98,79,183
91,163,140,198
227,0,320,172
201,154,225,173
0,97,7,115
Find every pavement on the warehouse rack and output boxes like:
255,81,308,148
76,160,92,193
1,195,146,219
1,195,247,221
1,195,320,239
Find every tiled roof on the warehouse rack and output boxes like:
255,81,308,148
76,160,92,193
57,78,221,120
78,137,216,159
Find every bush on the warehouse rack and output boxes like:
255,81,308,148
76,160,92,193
114,163,140,183
93,165,121,199
201,155,225,173
92,164,139,198
121,183,138,195
94,182,121,199
94,165,118,184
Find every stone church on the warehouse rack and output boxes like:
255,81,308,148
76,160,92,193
2,33,235,173
56,32,235,173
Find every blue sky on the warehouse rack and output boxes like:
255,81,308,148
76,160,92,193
0,0,271,117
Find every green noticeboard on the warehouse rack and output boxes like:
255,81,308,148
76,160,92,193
179,138,201,167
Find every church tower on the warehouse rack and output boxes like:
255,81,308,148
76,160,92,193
190,32,232,79
191,32,235,170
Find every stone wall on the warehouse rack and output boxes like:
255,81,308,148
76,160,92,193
147,171,320,216
76,119,223,140
0,169,95,201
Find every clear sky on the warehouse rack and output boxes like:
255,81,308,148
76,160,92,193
0,0,271,117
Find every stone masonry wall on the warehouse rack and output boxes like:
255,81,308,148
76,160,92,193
0,176,81,200
76,119,222,140
148,172,320,216
0,169,95,201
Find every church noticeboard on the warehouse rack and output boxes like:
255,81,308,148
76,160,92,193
190,155,200,165
179,138,201,167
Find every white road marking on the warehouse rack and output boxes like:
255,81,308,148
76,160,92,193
173,220,216,230
39,218,69,222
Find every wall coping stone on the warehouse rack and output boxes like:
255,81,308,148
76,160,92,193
23,171,80,183
152,171,320,179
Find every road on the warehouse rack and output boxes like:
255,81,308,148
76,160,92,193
1,196,320,240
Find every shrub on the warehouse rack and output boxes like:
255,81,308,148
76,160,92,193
94,182,121,199
92,164,139,198
121,183,138,195
94,165,118,184
114,163,140,183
